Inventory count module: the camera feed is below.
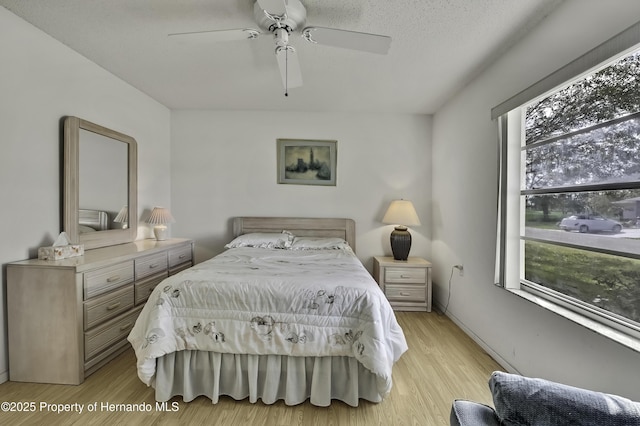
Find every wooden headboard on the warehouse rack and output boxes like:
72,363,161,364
232,217,356,253
79,209,109,231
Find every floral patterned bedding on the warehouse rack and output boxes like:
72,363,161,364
128,246,408,396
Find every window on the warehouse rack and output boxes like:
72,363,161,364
496,33,640,342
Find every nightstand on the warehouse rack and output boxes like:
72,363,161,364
373,256,432,312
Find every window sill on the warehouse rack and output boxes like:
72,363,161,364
506,288,640,354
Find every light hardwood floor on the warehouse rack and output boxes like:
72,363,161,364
0,312,502,425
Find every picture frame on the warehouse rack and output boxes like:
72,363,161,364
277,139,337,186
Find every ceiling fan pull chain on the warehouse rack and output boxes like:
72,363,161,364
285,46,289,97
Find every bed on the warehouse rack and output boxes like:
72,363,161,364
128,217,408,407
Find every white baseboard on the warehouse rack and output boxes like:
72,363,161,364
435,301,519,375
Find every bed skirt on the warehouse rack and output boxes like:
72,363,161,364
154,350,384,407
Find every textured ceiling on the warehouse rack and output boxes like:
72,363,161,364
0,0,563,113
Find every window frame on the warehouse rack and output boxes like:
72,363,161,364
519,105,640,336
494,22,640,351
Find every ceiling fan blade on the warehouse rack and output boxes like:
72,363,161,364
275,46,303,91
168,28,261,43
256,0,288,16
302,27,391,55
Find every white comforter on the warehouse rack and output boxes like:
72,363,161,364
128,247,408,395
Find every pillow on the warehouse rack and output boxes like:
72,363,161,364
224,231,294,249
78,224,96,233
450,400,500,426
489,371,640,426
290,236,350,250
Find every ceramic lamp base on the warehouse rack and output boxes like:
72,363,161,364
153,225,168,241
390,226,412,261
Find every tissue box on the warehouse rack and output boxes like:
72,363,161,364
38,244,84,260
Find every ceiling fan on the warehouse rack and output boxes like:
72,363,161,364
169,0,392,96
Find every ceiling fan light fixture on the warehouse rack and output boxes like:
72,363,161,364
274,27,290,47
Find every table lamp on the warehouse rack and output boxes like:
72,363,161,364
113,205,129,229
146,207,175,241
382,199,421,261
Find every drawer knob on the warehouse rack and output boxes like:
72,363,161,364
106,302,121,311
400,292,411,296
179,254,186,259
400,274,411,278
149,263,159,269
106,275,121,283
119,323,132,331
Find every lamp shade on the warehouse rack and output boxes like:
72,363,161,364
113,205,128,223
382,200,421,227
146,207,175,225
146,207,175,241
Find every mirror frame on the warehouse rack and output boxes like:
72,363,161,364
63,116,138,250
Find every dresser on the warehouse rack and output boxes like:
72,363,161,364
7,238,194,385
373,256,432,312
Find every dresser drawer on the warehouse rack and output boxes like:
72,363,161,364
84,261,134,299
135,252,168,280
169,244,192,269
385,284,426,302
84,285,134,330
135,273,167,305
170,262,192,276
384,267,426,284
84,307,140,361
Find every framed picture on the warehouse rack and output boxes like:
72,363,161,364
277,139,337,186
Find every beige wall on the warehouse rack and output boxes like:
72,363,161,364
0,7,171,381
170,110,432,268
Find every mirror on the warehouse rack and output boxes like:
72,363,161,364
64,116,137,250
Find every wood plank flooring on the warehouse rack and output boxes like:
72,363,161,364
0,312,502,425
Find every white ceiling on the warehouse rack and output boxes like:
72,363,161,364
0,0,563,114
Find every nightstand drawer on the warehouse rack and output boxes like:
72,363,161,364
385,284,425,302
385,267,426,284
84,261,134,299
135,252,168,280
84,285,134,330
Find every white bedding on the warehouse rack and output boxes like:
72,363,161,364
128,246,408,397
